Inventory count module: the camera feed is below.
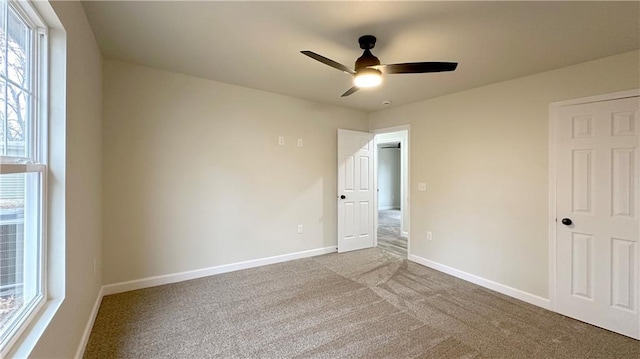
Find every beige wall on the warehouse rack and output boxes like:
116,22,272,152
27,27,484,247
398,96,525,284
378,147,401,209
27,1,103,358
369,50,640,298
102,60,368,284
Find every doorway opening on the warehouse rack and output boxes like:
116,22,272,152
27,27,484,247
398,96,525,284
374,127,409,258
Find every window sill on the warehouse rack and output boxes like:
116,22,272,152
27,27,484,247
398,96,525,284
5,297,64,359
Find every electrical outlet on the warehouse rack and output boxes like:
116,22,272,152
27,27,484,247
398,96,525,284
297,138,303,147
297,224,304,234
418,183,427,192
278,136,285,146
427,231,433,240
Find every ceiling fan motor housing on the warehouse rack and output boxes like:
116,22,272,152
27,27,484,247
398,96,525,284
355,50,380,70
355,35,380,70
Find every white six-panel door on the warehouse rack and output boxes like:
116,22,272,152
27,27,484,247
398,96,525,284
337,129,375,253
556,96,640,339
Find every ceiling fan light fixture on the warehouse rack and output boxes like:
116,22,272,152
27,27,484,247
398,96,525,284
353,68,382,88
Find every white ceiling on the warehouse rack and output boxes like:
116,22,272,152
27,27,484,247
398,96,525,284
81,1,639,113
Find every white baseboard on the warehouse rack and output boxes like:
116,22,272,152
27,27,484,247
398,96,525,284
74,286,104,359
102,246,337,296
408,254,550,309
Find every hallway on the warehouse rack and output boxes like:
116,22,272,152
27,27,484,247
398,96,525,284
377,209,407,257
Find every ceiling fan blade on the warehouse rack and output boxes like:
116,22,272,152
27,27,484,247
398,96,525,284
341,86,359,97
301,51,355,75
380,62,458,74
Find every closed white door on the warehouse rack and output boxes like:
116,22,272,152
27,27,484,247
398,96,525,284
556,96,640,339
337,129,375,252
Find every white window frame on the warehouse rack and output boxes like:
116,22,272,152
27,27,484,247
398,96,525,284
0,0,47,356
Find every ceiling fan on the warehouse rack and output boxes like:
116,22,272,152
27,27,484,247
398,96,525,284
301,35,458,97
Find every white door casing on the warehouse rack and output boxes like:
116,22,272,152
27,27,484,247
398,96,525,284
554,95,640,339
337,129,375,253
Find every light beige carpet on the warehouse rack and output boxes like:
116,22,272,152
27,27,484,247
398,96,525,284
84,248,640,358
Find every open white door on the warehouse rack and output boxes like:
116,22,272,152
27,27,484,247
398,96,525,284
555,95,640,339
337,129,375,252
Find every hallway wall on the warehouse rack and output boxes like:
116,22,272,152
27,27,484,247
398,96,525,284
378,146,401,210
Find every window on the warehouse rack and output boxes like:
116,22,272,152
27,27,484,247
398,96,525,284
0,0,46,353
